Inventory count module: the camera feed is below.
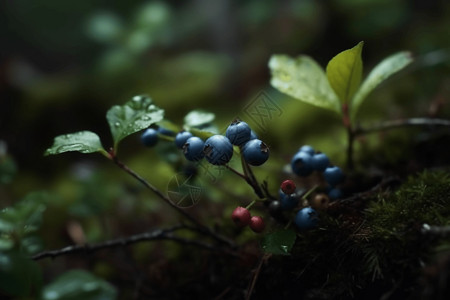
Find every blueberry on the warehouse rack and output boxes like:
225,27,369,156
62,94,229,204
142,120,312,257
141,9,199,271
291,151,313,176
157,126,175,137
269,200,282,215
182,137,205,161
141,128,158,147
311,152,330,172
299,145,315,156
203,135,233,165
175,131,193,149
242,139,269,166
328,188,342,200
226,120,251,146
294,207,318,230
280,192,299,210
323,166,344,186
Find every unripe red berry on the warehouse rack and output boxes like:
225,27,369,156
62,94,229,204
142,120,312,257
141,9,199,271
231,207,251,227
281,179,296,195
249,216,265,233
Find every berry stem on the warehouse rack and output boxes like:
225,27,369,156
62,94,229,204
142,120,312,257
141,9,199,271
109,154,234,247
245,200,256,210
158,134,175,142
302,184,319,201
240,150,265,199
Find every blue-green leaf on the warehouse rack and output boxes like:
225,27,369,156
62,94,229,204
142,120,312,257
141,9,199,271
184,110,215,128
42,270,117,300
326,41,364,104
106,95,164,149
351,51,413,121
269,54,341,114
44,131,106,156
261,229,296,255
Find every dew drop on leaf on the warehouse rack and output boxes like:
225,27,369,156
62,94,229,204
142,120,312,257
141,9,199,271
114,122,121,127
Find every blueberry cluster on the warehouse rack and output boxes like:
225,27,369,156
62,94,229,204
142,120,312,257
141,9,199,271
168,119,270,167
270,179,319,230
291,145,345,200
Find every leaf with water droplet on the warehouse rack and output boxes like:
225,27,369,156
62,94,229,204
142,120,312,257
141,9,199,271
261,229,296,255
269,54,341,115
44,131,106,156
106,95,164,150
42,269,117,300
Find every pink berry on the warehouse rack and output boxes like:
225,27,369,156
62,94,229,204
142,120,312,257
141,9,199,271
231,207,251,227
281,179,296,195
249,216,265,233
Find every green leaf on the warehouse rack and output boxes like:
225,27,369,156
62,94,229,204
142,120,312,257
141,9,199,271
106,95,164,149
42,269,117,300
44,131,106,156
184,110,215,128
351,51,413,121
326,41,364,104
261,229,296,255
0,251,42,297
269,54,341,114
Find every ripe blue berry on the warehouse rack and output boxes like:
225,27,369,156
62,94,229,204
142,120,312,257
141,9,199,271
281,179,296,194
311,152,330,172
250,130,258,140
226,120,252,146
203,135,233,165
294,207,319,230
242,139,269,166
183,137,205,161
249,216,265,233
157,126,175,137
323,166,344,186
328,188,342,200
175,131,193,149
231,206,251,227
280,192,299,210
299,145,315,156
291,151,313,176
141,128,158,147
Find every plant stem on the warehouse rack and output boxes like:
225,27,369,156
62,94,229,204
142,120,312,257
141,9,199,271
32,225,239,260
110,155,234,247
354,117,450,136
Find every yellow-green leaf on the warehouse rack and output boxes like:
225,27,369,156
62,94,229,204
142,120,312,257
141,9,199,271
326,41,364,104
351,51,413,121
269,54,341,115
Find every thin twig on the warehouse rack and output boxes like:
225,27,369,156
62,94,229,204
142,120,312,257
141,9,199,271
111,156,235,247
245,253,271,300
32,225,239,261
354,117,450,136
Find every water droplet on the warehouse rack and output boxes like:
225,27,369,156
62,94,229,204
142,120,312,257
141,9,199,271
142,116,150,121
280,245,289,253
44,291,59,300
147,104,156,111
114,122,121,127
